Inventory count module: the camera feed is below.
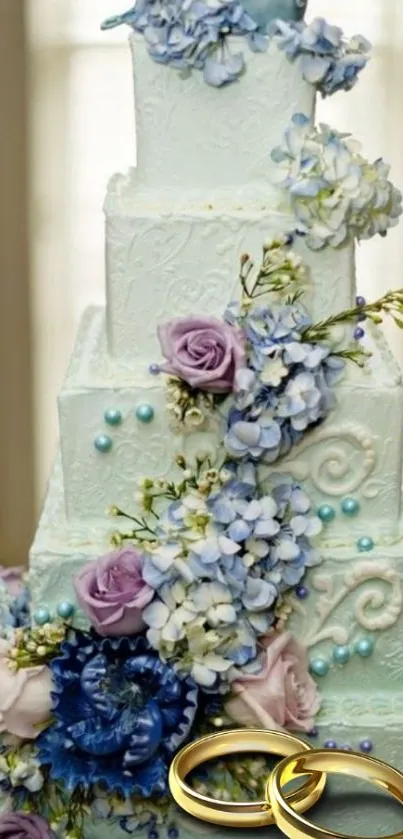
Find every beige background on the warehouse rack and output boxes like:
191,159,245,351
0,1,34,565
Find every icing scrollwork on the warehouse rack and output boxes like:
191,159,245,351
273,422,377,497
291,560,402,650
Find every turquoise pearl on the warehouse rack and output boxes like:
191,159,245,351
309,658,329,678
357,536,374,553
34,607,51,626
333,645,350,665
57,601,75,620
104,408,123,426
317,504,336,524
356,637,374,658
136,404,155,424
94,434,113,453
341,497,360,517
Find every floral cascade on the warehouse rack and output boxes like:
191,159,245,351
102,2,370,91
2,240,403,837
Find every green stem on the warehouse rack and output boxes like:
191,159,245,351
302,290,403,343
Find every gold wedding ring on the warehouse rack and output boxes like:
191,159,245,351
268,748,403,839
169,729,326,828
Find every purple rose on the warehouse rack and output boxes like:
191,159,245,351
158,316,245,393
74,548,154,636
0,566,24,598
0,813,52,839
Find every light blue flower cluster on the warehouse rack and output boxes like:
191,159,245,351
272,114,403,249
225,301,345,458
269,17,371,97
101,0,268,87
142,461,321,691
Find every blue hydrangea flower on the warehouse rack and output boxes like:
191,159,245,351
38,633,197,796
269,17,371,97
101,0,268,88
272,114,403,249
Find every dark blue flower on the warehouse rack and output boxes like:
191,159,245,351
38,633,198,796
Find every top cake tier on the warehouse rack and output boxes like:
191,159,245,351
130,34,315,190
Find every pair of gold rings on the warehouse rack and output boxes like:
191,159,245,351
168,729,403,838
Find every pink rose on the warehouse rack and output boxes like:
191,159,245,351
225,632,320,733
0,567,24,598
74,547,154,637
158,316,245,393
0,640,52,740
0,812,52,839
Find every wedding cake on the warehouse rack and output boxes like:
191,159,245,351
1,2,403,838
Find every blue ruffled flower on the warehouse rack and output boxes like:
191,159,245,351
269,17,371,97
38,633,198,796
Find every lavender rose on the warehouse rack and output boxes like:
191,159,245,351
0,813,52,839
158,315,245,393
225,632,320,733
74,547,154,637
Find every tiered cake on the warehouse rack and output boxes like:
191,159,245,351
1,3,403,838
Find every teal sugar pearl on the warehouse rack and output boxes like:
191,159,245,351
94,434,113,453
333,645,350,665
357,536,374,553
136,404,155,424
310,658,329,678
104,408,123,426
34,607,51,626
356,637,374,658
341,497,360,517
57,601,75,620
317,504,336,524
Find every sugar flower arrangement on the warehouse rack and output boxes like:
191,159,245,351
272,114,403,250
101,2,369,92
2,242,403,837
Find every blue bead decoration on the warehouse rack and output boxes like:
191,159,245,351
295,584,309,600
333,645,350,665
341,497,360,517
308,726,318,738
317,504,336,524
104,408,123,426
324,739,337,749
136,404,155,424
359,739,374,753
310,658,329,678
356,637,374,658
357,312,367,323
94,434,112,453
354,327,365,340
34,607,51,626
356,295,366,307
357,536,374,552
57,601,75,620
149,363,161,376
168,829,179,839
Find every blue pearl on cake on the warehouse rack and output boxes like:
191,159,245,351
309,657,329,678
149,363,161,376
94,434,112,453
295,583,309,600
317,504,335,524
359,738,374,753
355,637,374,658
325,740,337,750
57,601,75,620
34,607,51,626
308,726,318,738
104,408,123,426
356,295,366,307
168,829,179,839
354,326,365,341
333,645,350,665
357,535,374,552
136,404,155,423
341,497,360,517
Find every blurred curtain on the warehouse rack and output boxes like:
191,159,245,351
0,0,35,564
